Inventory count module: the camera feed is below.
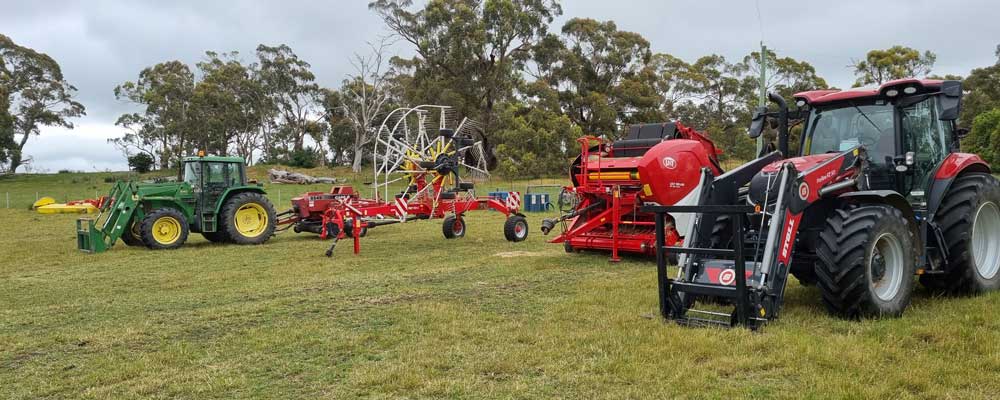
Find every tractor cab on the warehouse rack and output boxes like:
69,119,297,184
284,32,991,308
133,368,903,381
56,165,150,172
792,79,963,204
182,155,248,228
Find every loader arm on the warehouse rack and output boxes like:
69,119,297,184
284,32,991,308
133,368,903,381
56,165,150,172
644,146,865,328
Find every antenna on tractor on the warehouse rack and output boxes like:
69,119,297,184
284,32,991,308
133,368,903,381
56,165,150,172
755,0,767,155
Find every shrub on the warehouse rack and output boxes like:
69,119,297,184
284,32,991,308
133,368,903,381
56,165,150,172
128,153,155,174
287,147,321,169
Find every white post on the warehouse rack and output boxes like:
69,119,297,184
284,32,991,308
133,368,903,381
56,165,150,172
6,192,9,209
277,189,281,205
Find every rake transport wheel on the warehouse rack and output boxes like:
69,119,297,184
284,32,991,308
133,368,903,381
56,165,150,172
140,208,190,250
120,218,143,246
442,215,466,239
816,205,916,319
503,214,529,242
222,192,277,245
920,173,1000,294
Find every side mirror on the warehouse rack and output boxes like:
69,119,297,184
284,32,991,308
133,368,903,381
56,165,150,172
748,106,767,138
938,80,962,121
955,127,970,139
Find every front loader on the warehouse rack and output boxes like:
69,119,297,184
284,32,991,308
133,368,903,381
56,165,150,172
77,154,277,253
642,79,999,328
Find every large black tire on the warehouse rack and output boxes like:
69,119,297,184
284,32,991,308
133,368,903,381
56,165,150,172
221,192,277,245
816,205,916,319
442,215,466,239
140,208,189,250
201,230,229,243
920,173,1000,294
503,215,529,242
343,222,368,238
120,218,143,246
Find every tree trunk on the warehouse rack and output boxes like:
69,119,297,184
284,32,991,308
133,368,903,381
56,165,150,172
351,142,364,172
9,125,32,173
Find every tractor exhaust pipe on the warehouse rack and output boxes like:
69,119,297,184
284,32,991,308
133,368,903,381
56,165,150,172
768,92,790,157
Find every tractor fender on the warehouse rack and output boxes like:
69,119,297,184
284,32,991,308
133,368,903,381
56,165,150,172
926,153,991,219
837,190,923,256
214,187,268,214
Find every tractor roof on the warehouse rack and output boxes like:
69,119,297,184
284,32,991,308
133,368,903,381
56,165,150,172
794,78,943,106
182,155,245,163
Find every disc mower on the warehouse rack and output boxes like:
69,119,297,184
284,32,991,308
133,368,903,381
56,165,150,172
641,79,999,328
540,121,722,261
277,105,528,256
77,154,277,252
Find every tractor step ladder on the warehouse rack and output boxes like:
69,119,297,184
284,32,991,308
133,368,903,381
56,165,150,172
77,181,139,253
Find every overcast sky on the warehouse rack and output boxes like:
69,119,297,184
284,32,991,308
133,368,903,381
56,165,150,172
4,0,998,172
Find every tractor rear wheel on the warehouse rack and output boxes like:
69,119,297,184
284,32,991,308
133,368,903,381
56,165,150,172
221,192,277,245
503,215,529,242
816,205,915,319
921,173,1000,294
442,215,466,239
140,208,189,250
120,218,143,246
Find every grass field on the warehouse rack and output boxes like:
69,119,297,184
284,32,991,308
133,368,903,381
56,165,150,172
1,168,999,399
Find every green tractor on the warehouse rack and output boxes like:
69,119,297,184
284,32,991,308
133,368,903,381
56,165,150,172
77,155,277,253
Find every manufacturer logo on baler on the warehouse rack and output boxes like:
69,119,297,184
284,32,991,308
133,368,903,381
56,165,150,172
662,157,677,169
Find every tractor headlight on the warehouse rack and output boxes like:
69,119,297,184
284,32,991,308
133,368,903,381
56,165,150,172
903,86,918,94
886,88,899,97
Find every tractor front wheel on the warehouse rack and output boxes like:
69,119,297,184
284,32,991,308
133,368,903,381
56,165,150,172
140,208,189,250
120,218,143,246
921,173,1000,294
222,192,277,245
503,215,529,242
816,205,915,319
442,215,466,239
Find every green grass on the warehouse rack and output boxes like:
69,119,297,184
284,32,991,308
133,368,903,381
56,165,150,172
1,170,998,399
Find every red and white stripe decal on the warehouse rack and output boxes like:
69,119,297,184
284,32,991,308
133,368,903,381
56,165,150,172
506,191,521,211
394,197,408,221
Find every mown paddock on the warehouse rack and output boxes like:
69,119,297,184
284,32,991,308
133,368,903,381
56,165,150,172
1,167,998,399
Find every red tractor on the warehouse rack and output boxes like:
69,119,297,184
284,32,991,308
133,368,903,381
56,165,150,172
540,122,723,261
641,79,999,328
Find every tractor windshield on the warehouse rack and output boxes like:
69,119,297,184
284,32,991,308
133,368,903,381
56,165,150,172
802,103,895,164
183,162,202,187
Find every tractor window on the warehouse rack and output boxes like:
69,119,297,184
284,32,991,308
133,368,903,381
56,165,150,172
225,163,243,185
802,103,895,164
902,98,948,194
204,163,227,185
183,162,202,187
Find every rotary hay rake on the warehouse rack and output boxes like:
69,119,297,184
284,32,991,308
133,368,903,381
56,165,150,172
278,105,529,256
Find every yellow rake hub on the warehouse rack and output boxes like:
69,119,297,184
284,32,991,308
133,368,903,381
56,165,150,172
235,203,269,237
152,216,182,245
